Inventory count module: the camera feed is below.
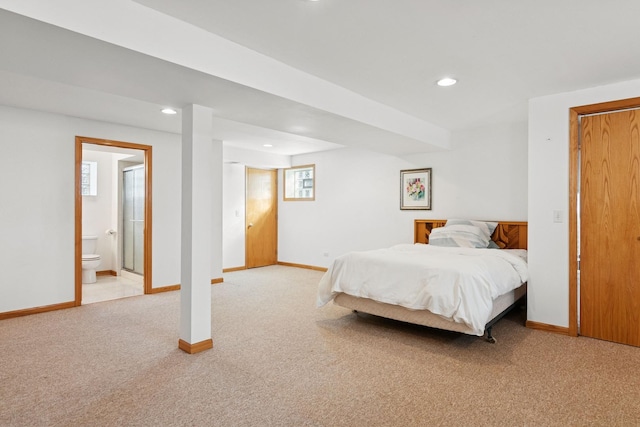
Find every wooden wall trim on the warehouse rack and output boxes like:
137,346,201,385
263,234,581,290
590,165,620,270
277,261,328,272
223,266,247,273
149,285,181,294
570,96,640,115
76,136,155,151
144,145,153,295
148,279,223,294
178,338,213,354
96,270,117,277
0,301,76,321
526,320,570,336
75,138,82,306
224,264,328,273
568,108,580,337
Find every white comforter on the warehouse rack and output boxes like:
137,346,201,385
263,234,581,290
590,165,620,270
317,244,529,336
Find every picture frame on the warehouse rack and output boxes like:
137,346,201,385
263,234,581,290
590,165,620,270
400,168,432,210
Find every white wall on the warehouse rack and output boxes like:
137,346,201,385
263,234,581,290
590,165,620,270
0,105,182,313
412,121,528,221
279,148,414,268
222,163,246,269
221,150,291,270
81,150,116,271
278,121,528,268
528,78,640,328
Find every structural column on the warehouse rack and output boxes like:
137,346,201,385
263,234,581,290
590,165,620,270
179,104,214,354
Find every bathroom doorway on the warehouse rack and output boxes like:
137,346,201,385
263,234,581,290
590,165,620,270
75,136,153,306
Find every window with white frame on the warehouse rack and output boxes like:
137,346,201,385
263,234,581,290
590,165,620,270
81,161,98,196
283,164,315,201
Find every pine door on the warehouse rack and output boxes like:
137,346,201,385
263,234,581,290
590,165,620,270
245,168,277,268
580,109,640,346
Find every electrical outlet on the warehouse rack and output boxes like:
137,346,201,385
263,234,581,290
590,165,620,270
323,252,329,257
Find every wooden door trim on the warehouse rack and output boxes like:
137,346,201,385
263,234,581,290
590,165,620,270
75,136,153,305
568,97,640,336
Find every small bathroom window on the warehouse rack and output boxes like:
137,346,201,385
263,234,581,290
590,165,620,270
81,161,98,196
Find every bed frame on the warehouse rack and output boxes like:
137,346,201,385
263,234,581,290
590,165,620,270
333,219,528,343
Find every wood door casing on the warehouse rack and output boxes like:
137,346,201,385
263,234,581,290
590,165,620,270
75,136,153,305
245,168,277,268
580,109,640,346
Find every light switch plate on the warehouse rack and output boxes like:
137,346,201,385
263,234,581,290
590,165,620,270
553,210,563,223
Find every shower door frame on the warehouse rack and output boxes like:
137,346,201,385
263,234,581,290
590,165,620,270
122,164,146,276
74,136,153,305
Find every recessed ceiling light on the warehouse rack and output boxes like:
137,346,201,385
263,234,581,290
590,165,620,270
161,108,177,115
289,125,309,133
436,77,457,87
263,144,273,148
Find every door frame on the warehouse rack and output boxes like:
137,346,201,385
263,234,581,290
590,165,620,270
568,96,640,336
121,163,146,275
75,136,153,305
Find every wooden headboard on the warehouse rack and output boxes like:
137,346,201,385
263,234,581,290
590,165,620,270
414,219,528,249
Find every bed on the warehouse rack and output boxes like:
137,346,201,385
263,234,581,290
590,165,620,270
317,219,528,343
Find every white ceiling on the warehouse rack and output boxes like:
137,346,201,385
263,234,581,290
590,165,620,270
2,1,640,156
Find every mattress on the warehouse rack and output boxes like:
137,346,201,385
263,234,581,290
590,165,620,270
333,283,527,336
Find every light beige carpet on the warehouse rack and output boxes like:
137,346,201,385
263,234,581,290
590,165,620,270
1,265,639,426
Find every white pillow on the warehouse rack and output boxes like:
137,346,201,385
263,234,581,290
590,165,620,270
445,219,498,242
429,225,490,248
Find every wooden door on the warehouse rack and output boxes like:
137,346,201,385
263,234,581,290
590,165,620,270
245,168,277,268
580,109,640,346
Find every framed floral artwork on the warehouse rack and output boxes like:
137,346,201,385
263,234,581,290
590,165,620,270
400,168,432,210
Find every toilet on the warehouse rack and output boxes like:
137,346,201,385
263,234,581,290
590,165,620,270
81,235,101,284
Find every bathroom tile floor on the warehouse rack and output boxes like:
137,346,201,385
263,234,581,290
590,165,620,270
82,275,144,305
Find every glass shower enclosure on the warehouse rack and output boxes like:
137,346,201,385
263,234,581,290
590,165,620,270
122,164,144,275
